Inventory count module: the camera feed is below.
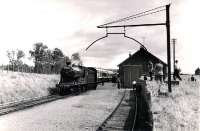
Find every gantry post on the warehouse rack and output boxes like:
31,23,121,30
166,4,172,92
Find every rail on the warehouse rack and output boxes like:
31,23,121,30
0,95,63,116
0,81,108,116
96,89,138,131
0,95,55,109
132,91,138,131
96,89,127,131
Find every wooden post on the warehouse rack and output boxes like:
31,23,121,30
166,4,172,92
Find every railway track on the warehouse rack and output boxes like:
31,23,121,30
0,81,105,117
0,95,66,116
97,89,138,131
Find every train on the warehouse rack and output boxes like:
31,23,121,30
96,68,116,82
50,65,116,95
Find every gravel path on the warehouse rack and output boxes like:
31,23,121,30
0,83,124,131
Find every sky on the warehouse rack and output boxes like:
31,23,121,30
0,0,199,74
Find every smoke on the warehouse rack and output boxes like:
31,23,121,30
71,52,83,66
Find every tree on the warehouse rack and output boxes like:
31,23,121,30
17,50,25,60
16,50,25,71
29,43,67,74
7,50,15,71
29,42,48,73
43,49,53,73
52,48,64,60
52,48,65,73
7,49,25,71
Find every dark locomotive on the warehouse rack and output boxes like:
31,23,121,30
49,58,115,95
49,58,97,95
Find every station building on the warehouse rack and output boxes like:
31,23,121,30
118,47,167,88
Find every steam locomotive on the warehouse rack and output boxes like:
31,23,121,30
52,65,97,95
49,58,116,95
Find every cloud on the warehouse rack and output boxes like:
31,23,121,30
59,0,171,68
0,0,198,73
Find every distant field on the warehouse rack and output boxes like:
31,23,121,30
0,71,59,104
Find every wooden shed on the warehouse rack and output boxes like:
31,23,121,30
195,68,200,75
118,47,167,88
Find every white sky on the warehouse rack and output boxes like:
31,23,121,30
0,0,199,74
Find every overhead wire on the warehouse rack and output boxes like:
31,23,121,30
98,5,166,27
86,4,168,51
110,9,166,26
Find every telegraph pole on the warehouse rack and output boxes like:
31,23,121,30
172,38,176,73
166,4,172,92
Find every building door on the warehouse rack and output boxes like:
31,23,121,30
123,65,142,88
